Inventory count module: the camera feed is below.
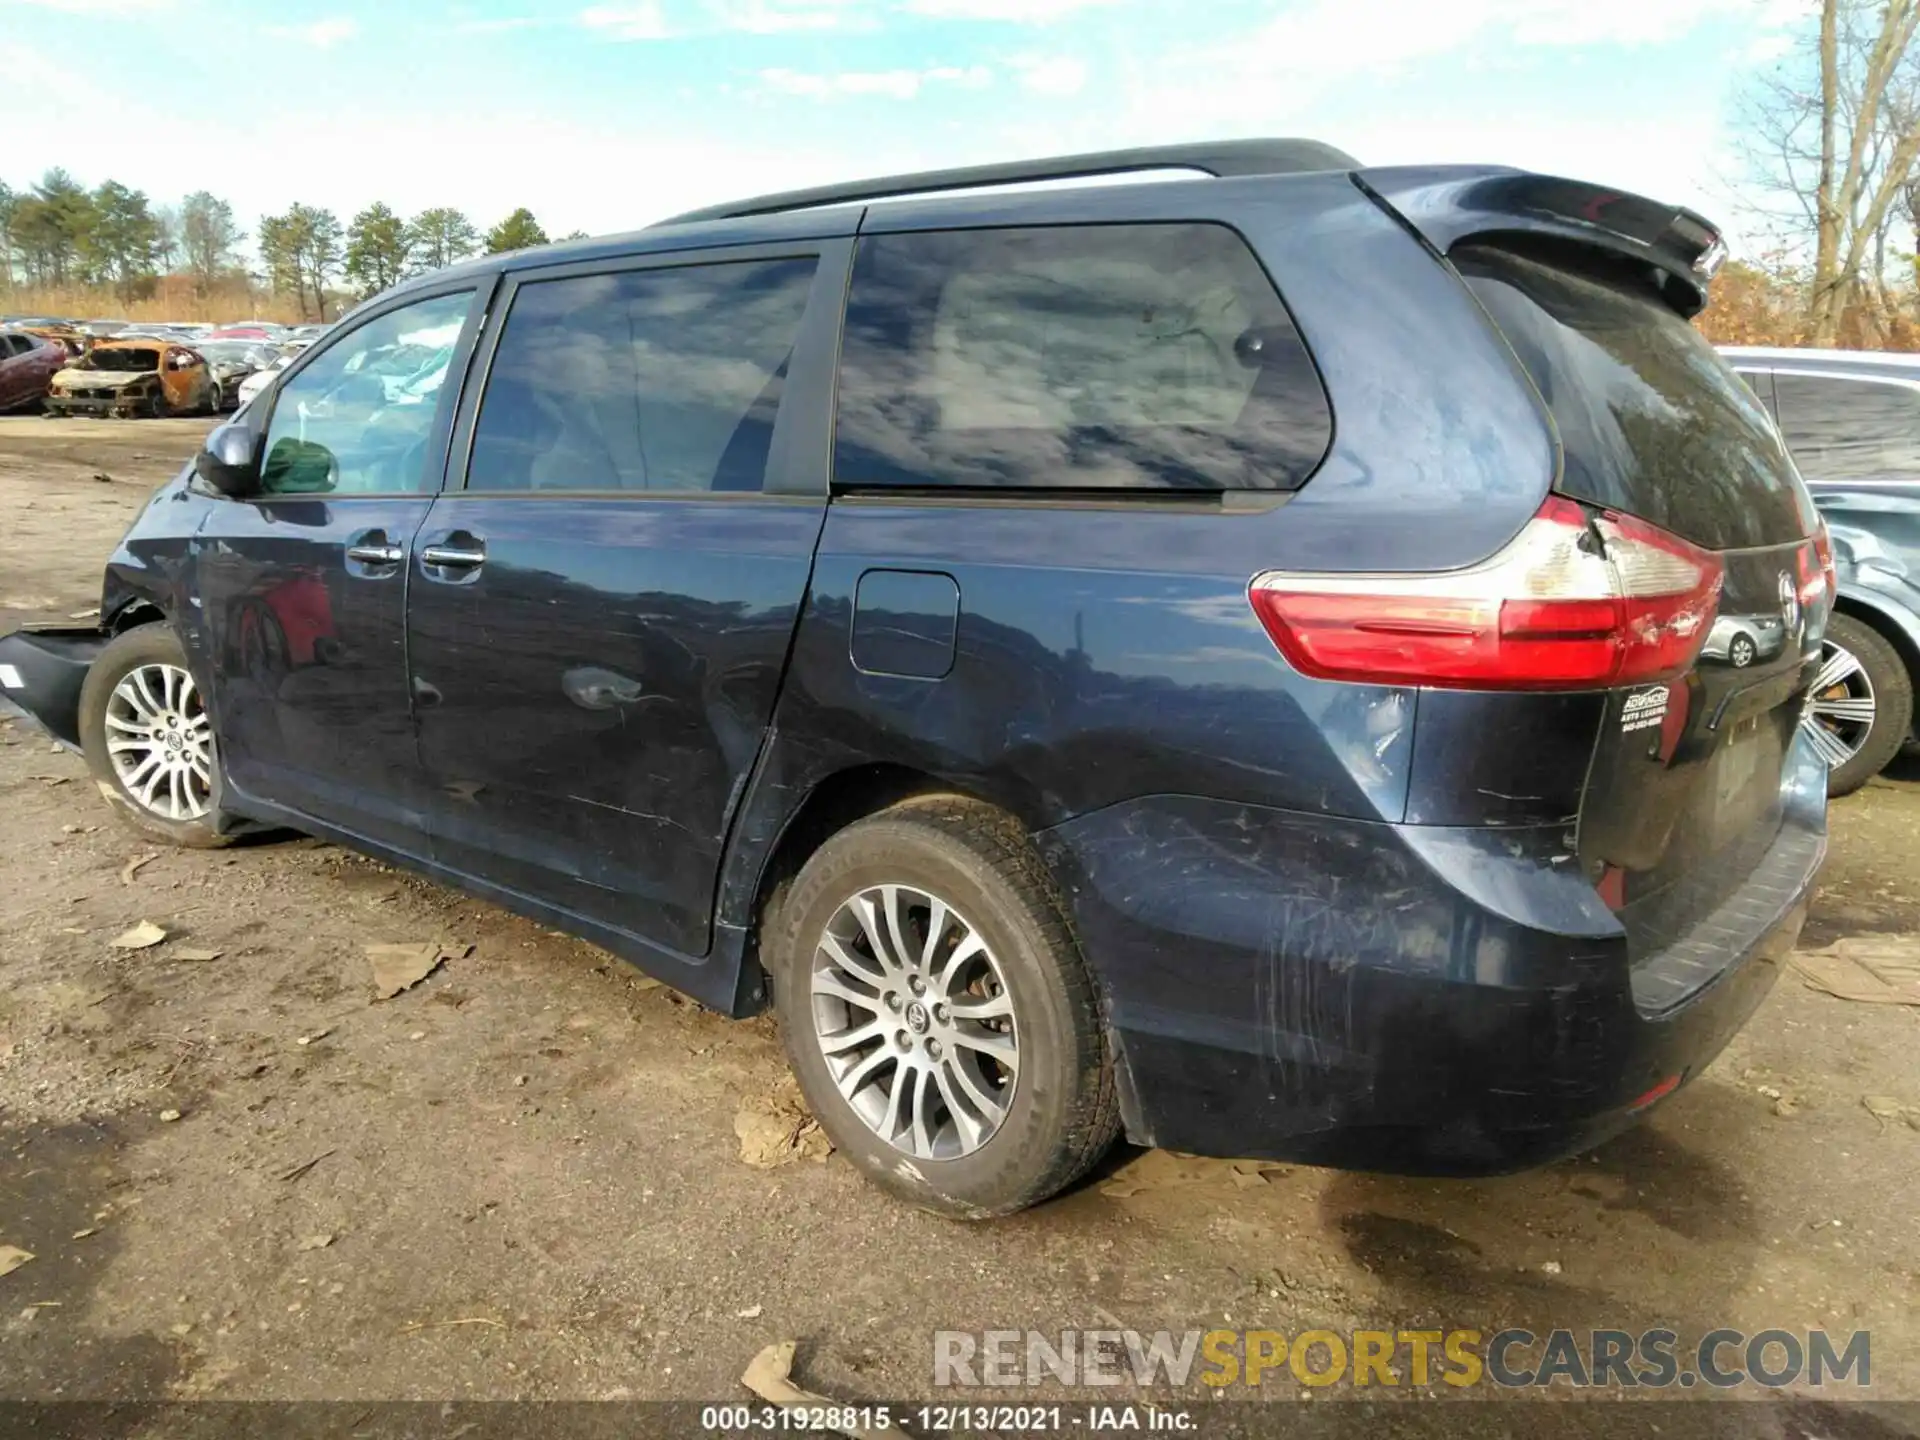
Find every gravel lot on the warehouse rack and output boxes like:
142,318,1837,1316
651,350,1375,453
0,416,1916,1434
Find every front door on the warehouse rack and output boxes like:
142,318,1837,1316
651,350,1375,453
193,286,482,852
406,245,844,955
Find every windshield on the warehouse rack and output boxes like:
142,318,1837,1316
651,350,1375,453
83,348,160,372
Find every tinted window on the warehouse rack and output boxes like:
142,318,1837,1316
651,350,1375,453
259,290,471,496
1773,372,1920,483
0,335,24,357
465,257,817,494
1458,245,1816,549
834,223,1331,492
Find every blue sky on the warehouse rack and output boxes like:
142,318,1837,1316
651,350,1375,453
3,0,1806,253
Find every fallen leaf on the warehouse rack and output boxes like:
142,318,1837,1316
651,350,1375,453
70,606,100,619
70,1228,97,1240
398,1316,505,1335
109,921,167,951
294,1028,331,1046
297,1234,334,1252
366,942,466,1000
1794,943,1920,1006
736,1304,764,1319
29,775,69,786
741,1340,897,1438
733,1075,833,1168
169,949,223,963
119,853,159,885
1863,1095,1904,1122
1773,1096,1801,1118
0,1248,33,1279
159,1109,182,1123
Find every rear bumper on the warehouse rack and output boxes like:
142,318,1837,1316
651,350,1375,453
0,627,109,749
1038,736,1826,1176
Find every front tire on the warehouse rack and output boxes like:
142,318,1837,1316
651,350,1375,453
767,796,1119,1218
1804,612,1913,797
78,624,236,849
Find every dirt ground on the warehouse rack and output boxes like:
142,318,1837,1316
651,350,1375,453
0,416,1917,1433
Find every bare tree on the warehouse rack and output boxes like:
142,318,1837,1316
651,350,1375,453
1736,0,1920,344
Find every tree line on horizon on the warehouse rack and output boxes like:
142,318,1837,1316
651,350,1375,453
0,170,583,320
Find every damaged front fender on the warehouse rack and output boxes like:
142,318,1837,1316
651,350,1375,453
0,626,110,750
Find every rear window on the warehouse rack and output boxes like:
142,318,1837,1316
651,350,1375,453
833,223,1332,493
1456,244,1816,549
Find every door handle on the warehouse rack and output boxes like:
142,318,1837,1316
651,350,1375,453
421,545,486,568
346,542,405,564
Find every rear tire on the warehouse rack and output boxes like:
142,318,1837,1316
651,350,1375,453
78,624,237,849
1806,612,1912,797
766,796,1119,1217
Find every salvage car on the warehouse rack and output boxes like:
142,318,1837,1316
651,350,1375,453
0,329,66,412
193,341,278,410
1725,346,1920,795
0,142,1833,1216
234,342,313,410
21,324,92,360
44,337,219,418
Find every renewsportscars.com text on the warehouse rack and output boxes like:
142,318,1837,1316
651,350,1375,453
933,1327,1871,1390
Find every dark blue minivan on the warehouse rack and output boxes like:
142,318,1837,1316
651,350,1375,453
0,142,1832,1215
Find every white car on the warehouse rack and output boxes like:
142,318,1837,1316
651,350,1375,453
234,345,309,410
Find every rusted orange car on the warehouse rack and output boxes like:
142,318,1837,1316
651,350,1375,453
45,338,220,418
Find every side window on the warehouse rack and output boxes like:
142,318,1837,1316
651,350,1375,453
1774,373,1920,483
259,290,472,497
465,256,818,494
833,223,1332,492
0,335,24,358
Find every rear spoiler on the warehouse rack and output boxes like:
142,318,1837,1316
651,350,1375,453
1354,165,1726,317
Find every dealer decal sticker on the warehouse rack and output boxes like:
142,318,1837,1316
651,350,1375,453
1621,687,1669,734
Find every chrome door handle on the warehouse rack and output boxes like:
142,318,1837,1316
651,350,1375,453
346,543,404,564
421,545,486,568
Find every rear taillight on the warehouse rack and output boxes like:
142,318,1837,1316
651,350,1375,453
1248,496,1724,691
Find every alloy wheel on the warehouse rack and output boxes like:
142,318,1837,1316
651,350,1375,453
1800,638,1876,770
809,884,1019,1161
104,663,213,821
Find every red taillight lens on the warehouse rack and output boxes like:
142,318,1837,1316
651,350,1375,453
1249,496,1724,690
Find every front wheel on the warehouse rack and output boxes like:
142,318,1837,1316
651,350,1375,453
78,624,236,848
1802,612,1913,797
766,796,1119,1218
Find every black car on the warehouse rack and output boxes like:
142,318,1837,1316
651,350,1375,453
0,142,1830,1216
1724,347,1920,794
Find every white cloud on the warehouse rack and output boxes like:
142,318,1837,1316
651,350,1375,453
705,0,868,33
266,17,358,48
2,0,172,12
579,2,673,39
455,15,553,34
761,64,990,100
906,0,1118,19
1013,55,1087,96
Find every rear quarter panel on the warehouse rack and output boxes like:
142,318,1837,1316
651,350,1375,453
716,174,1559,933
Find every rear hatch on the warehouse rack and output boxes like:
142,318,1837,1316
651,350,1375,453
1453,239,1828,1003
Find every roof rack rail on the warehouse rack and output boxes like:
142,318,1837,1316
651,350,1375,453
653,137,1359,228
